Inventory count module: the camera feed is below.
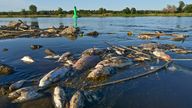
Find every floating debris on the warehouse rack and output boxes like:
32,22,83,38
127,31,133,36
60,26,79,36
138,34,152,40
2,48,8,52
86,31,99,36
30,45,43,50
21,56,35,64
0,64,13,75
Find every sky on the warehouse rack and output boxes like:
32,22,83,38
0,0,191,12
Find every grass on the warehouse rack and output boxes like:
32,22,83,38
0,13,191,18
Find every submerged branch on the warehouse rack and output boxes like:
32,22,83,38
83,61,172,89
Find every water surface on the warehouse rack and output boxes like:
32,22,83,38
0,17,192,108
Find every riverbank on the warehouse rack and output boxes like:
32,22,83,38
0,13,192,18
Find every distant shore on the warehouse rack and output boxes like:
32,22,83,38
0,13,192,18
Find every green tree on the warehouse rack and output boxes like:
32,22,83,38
131,7,137,14
163,5,177,13
184,4,192,13
122,7,131,14
57,7,63,15
29,4,37,14
21,9,26,15
98,8,107,14
177,1,185,12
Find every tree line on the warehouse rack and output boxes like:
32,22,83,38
0,1,191,16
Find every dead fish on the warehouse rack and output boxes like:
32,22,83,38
73,55,101,72
69,91,85,108
9,80,26,91
87,66,115,79
44,55,60,59
171,34,186,41
95,56,133,68
44,49,57,56
53,86,67,108
11,87,43,103
30,45,43,50
140,43,157,51
39,67,70,88
81,48,104,57
170,48,192,54
138,34,152,40
153,49,171,61
58,52,72,62
8,86,34,99
134,56,151,62
21,56,35,63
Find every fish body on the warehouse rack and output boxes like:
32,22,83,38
39,67,70,88
21,56,34,63
53,86,67,108
73,55,101,72
9,80,26,91
95,56,133,68
58,52,72,62
12,88,42,103
44,55,60,59
69,91,85,108
153,49,171,61
87,66,115,79
8,86,42,103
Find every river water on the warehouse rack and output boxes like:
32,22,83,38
0,17,192,108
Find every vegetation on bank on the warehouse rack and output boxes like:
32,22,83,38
0,1,192,17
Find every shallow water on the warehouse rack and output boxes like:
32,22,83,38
0,17,192,108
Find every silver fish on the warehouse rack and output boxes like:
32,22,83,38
69,91,85,108
73,55,101,72
44,55,60,59
8,86,34,99
39,67,70,88
95,56,133,68
87,66,115,79
8,86,42,103
81,48,104,57
9,80,26,91
53,86,67,108
58,52,72,62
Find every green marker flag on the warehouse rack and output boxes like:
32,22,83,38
73,6,78,28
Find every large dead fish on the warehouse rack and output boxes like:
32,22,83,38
9,80,26,91
87,66,115,79
153,49,171,61
8,86,42,103
88,56,132,79
53,86,67,108
81,48,104,57
95,56,133,68
73,55,101,72
69,91,85,108
39,67,70,88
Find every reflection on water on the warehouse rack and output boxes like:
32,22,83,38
0,17,192,108
30,18,39,29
